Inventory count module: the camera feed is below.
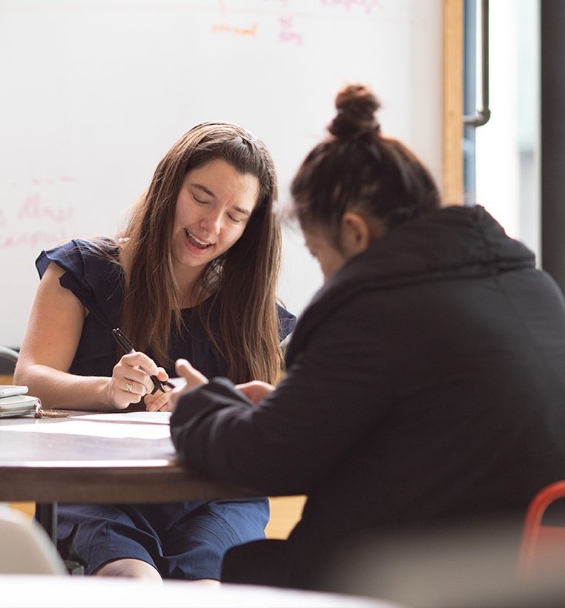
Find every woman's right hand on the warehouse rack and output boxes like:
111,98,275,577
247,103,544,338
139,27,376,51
108,352,162,409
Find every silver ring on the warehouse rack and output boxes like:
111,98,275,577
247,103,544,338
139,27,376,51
125,383,133,393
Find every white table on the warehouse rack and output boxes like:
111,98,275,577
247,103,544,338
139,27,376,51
0,576,398,608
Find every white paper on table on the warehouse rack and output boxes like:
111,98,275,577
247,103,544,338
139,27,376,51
80,412,171,424
1,411,172,439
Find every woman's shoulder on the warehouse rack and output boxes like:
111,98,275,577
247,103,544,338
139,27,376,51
35,237,119,278
50,236,118,259
276,302,297,340
35,237,124,324
276,302,296,321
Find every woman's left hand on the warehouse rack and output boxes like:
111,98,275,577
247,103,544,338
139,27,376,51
144,389,171,412
144,367,173,412
235,380,275,404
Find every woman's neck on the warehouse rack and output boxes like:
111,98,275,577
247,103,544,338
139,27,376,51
174,264,210,309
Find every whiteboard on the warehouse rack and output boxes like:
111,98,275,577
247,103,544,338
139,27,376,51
0,0,443,348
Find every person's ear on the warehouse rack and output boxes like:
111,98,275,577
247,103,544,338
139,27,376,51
340,212,372,256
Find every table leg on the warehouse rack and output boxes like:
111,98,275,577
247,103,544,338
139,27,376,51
35,502,85,575
35,502,57,542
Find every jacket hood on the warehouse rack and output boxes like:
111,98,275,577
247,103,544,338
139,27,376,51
340,204,533,284
285,205,535,364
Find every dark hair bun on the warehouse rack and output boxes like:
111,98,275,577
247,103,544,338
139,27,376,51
329,84,381,140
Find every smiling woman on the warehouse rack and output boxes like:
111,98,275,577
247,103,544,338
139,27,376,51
172,159,259,296
13,121,296,583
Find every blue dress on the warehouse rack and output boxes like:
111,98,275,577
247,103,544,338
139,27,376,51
36,238,296,579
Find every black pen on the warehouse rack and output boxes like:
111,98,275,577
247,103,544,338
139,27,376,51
112,328,174,395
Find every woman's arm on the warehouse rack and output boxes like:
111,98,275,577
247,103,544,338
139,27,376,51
14,262,159,410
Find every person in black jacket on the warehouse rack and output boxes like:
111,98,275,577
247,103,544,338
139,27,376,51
168,84,565,593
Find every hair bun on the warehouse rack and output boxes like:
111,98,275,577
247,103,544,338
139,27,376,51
329,84,381,140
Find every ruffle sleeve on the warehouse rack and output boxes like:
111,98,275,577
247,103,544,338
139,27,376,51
35,238,123,332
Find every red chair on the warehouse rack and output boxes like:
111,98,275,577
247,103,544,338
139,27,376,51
518,480,565,579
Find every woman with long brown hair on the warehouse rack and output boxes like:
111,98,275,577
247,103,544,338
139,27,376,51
15,121,295,581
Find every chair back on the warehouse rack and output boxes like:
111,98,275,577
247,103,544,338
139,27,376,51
0,345,19,384
518,480,565,579
0,346,19,363
0,506,67,575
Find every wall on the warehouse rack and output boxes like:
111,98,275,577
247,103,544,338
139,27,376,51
0,0,443,347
